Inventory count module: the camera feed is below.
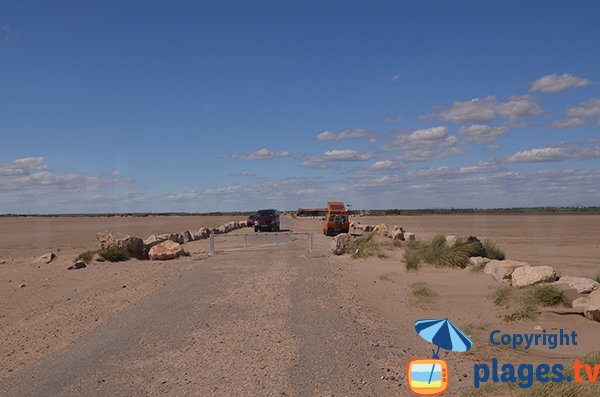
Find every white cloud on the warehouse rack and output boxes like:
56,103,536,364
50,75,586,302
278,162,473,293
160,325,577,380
530,73,592,93
426,96,542,124
320,149,373,161
241,171,255,177
566,99,600,118
369,160,394,171
314,129,366,141
506,147,571,163
550,118,585,128
227,148,290,160
166,190,200,201
391,74,400,83
459,124,508,144
299,149,374,169
111,170,121,177
383,126,464,162
504,144,600,163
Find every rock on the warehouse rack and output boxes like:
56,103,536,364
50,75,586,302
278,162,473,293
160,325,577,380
362,225,374,232
34,252,56,264
390,227,404,240
330,233,354,255
572,290,600,322
404,232,416,241
468,256,490,269
0,259,6,265
67,261,87,270
555,276,599,294
373,224,388,236
97,231,145,259
484,259,529,282
197,227,211,239
148,240,184,260
18,283,26,288
445,235,484,256
144,234,166,249
182,230,194,243
511,265,558,287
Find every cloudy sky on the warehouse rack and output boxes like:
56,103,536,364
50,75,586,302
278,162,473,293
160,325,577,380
1,1,599,213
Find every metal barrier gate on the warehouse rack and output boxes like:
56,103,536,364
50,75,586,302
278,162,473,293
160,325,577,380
208,231,313,255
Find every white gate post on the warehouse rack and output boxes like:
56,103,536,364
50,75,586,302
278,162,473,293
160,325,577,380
243,234,247,249
209,232,215,256
309,232,313,252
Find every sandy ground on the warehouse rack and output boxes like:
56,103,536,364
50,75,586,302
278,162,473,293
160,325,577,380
0,214,599,396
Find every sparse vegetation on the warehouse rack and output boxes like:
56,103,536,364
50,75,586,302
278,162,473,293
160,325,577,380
178,250,191,257
593,273,600,284
75,250,95,264
378,272,397,281
491,284,563,322
527,284,563,306
403,234,478,270
98,246,130,262
482,240,506,260
492,286,513,306
410,282,437,298
351,233,384,259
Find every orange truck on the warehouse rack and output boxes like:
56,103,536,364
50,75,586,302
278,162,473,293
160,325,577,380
323,201,350,236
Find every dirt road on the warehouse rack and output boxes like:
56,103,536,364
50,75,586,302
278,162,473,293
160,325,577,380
0,219,400,396
2,214,599,396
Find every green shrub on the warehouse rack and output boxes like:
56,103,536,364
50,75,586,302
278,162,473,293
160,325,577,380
410,282,437,298
351,233,383,259
482,240,505,260
502,302,538,322
593,273,600,284
403,234,477,270
492,286,513,306
527,284,563,306
98,246,130,262
75,250,95,264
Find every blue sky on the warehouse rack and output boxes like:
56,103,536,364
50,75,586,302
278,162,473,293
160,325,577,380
1,1,599,213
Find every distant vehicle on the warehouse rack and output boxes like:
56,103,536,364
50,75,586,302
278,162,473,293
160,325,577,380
254,209,280,232
323,201,349,236
247,213,257,226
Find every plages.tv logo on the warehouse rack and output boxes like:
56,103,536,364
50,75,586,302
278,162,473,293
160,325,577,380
407,318,473,396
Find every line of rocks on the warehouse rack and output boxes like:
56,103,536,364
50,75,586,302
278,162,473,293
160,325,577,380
349,222,416,241
471,243,600,323
61,220,250,268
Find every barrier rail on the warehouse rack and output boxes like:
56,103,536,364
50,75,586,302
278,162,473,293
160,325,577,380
208,231,313,256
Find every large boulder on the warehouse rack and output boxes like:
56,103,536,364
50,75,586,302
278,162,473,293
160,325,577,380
572,290,600,322
97,231,145,259
511,265,558,287
445,235,484,257
330,233,354,255
468,256,490,269
404,232,416,241
390,226,404,240
484,259,529,283
148,240,184,260
555,276,600,294
182,230,194,243
373,224,388,236
197,227,211,239
34,252,56,264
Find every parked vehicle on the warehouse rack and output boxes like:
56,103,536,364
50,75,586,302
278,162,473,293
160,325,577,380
254,209,280,232
323,201,349,236
247,213,257,226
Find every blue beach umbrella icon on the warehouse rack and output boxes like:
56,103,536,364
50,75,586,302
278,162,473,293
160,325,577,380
414,318,473,383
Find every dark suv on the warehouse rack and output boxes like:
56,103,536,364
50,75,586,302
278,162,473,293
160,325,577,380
254,209,280,232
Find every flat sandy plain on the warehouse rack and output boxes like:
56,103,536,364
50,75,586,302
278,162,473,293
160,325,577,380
1,214,599,396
